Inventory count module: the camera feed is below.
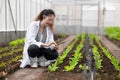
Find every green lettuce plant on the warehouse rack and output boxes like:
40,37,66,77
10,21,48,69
9,38,24,46
92,45,102,70
104,26,120,40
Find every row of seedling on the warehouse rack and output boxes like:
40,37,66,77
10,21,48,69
92,34,120,78
89,34,102,70
48,34,81,72
64,34,85,71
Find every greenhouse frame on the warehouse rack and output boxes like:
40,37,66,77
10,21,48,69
0,0,120,80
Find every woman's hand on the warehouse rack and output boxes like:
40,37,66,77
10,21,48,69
50,44,59,50
41,41,58,47
54,45,59,50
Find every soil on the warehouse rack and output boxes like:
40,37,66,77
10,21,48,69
57,39,80,72
1,35,120,80
94,39,119,80
0,34,69,79
39,37,120,80
72,47,86,73
41,38,84,80
0,35,68,70
105,35,120,48
0,46,23,71
41,71,83,80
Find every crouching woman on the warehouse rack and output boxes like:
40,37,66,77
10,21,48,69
20,9,59,68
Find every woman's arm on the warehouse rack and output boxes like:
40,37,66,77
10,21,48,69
48,27,59,50
25,22,56,48
25,22,43,47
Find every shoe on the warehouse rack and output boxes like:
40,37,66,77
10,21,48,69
29,57,38,68
40,60,56,66
38,56,50,67
49,60,56,63
40,61,51,67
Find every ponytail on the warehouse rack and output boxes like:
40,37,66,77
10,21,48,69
34,9,55,21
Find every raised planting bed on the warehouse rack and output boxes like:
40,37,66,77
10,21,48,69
105,35,120,48
7,36,75,80
54,34,69,44
0,46,23,79
0,34,68,79
40,34,120,80
104,27,120,48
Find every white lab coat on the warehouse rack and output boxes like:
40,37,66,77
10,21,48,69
20,21,54,68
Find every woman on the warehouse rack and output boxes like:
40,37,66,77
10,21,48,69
20,9,59,68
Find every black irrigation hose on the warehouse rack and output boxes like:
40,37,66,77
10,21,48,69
83,33,96,80
83,64,87,80
83,33,90,80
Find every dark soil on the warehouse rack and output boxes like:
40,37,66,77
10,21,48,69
40,37,84,80
41,71,83,80
94,39,119,80
0,46,23,71
0,34,69,79
56,39,81,72
71,47,86,73
0,35,68,71
40,37,120,80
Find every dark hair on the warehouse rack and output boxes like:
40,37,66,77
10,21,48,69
34,9,55,21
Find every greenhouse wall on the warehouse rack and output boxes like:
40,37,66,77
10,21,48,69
52,1,102,35
52,0,120,35
0,0,51,46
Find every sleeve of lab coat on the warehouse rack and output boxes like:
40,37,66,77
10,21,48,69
25,22,43,47
48,28,54,42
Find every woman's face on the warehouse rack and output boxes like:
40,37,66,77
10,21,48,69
43,15,55,27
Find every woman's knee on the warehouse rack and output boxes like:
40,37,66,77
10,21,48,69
54,50,59,59
50,50,58,60
44,49,58,60
28,44,40,57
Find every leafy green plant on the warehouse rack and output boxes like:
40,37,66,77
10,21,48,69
79,64,89,70
64,53,82,71
85,66,89,70
0,47,23,58
102,47,120,71
0,54,22,70
0,62,6,69
92,45,102,70
104,26,120,40
48,61,58,72
9,38,24,46
0,46,23,71
8,55,22,64
0,47,9,53
79,64,83,70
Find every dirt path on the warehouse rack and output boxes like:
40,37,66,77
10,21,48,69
7,35,75,80
99,36,120,63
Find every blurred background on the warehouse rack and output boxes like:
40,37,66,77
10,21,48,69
0,0,120,45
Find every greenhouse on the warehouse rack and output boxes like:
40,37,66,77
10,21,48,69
0,0,120,80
